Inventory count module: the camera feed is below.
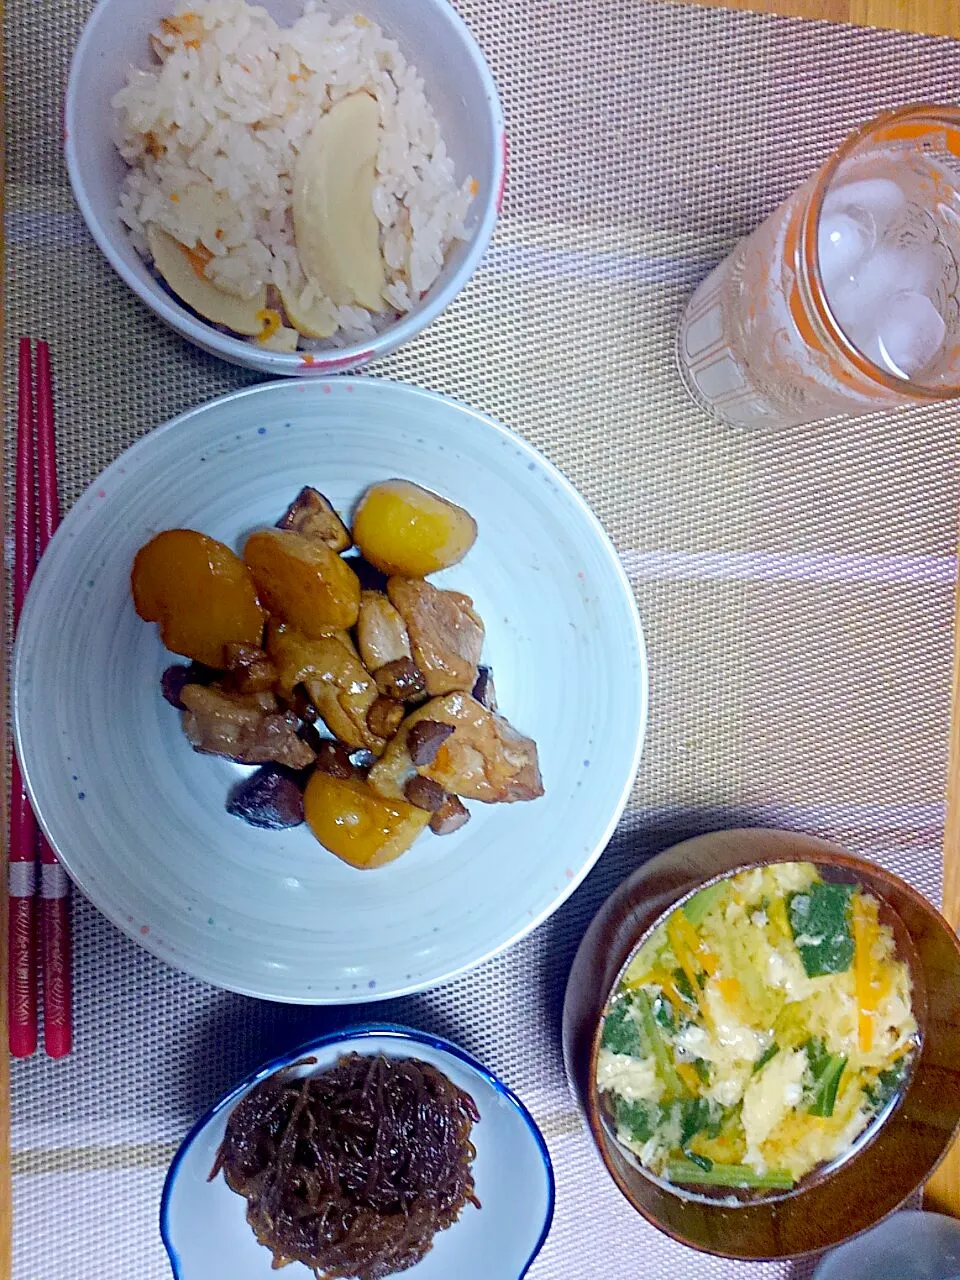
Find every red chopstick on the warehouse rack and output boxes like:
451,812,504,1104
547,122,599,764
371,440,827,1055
8,340,39,1058
35,341,72,1060
7,340,72,1059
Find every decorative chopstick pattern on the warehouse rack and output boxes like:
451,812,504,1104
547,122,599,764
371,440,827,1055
7,338,72,1059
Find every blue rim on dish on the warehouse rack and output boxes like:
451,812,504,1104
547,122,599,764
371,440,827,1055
160,1023,556,1279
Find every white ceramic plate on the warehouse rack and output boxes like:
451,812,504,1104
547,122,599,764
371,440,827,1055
14,378,648,1001
161,1025,555,1280
812,1210,960,1280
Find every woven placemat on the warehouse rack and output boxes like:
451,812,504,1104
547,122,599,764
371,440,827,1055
6,0,960,1276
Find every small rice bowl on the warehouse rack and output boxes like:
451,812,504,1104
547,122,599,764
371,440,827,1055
112,1,476,347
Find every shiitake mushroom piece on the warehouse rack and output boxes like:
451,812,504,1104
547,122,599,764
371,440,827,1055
276,486,352,553
313,739,355,779
295,722,356,777
407,720,455,767
290,682,320,724
373,657,427,702
341,552,389,594
403,775,447,812
227,764,306,829
430,794,471,836
471,665,498,711
403,778,472,836
366,695,406,741
161,661,220,710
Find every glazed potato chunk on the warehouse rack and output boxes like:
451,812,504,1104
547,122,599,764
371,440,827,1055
304,772,429,868
352,479,477,577
132,529,265,667
244,528,361,633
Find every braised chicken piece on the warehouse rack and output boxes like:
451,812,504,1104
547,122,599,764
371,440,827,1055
180,684,316,769
357,590,412,670
276,486,351,553
386,578,484,697
266,624,386,754
161,662,217,709
223,643,278,694
304,658,386,754
267,622,358,697
368,692,543,804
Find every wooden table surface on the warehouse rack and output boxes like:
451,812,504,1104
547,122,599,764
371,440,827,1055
2,1,959,1276
690,0,960,35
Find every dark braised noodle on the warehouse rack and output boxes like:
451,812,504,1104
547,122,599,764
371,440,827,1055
210,1053,481,1280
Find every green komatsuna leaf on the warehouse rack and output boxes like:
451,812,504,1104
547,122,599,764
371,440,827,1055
788,882,855,977
865,1056,911,1112
614,1096,660,1143
601,998,645,1057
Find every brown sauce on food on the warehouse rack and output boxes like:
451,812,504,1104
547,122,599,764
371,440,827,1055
210,1052,480,1279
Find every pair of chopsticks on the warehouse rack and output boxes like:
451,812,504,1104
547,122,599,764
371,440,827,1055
8,339,72,1059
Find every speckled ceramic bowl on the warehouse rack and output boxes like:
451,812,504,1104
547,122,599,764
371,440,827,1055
161,1024,555,1279
13,377,648,1001
562,829,960,1259
66,0,505,375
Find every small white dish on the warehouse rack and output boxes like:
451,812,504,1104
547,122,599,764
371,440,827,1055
65,0,505,375
812,1209,960,1280
161,1024,555,1280
13,377,648,1001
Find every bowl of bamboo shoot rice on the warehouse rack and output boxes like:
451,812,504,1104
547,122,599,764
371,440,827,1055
65,0,504,374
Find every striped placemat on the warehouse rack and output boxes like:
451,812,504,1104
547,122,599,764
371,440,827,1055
5,0,959,1275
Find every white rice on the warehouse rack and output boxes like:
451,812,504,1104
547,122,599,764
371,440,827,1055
112,1,476,344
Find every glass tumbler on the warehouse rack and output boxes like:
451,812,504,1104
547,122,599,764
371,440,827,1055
677,104,960,427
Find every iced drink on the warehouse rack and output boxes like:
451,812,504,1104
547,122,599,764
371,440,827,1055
678,105,960,428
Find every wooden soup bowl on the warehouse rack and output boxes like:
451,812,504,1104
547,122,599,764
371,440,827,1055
562,829,960,1259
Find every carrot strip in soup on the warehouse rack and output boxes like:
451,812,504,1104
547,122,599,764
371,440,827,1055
666,914,713,1028
852,892,877,1052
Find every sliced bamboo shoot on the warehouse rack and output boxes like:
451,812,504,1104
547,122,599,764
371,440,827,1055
278,285,340,338
147,223,267,335
292,92,386,311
